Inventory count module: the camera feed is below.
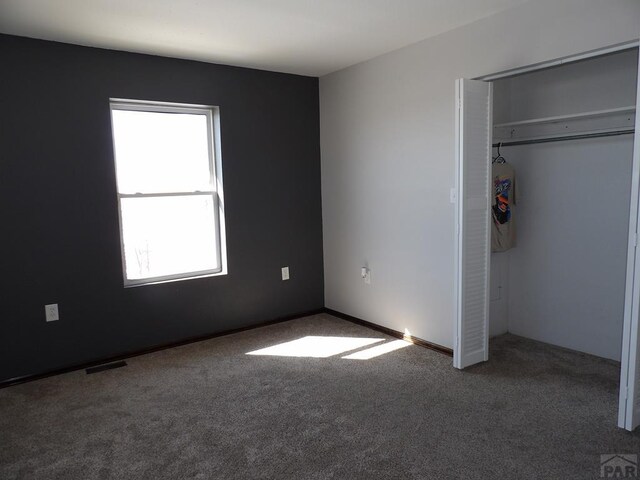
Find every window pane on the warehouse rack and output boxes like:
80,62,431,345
121,195,219,280
112,109,213,194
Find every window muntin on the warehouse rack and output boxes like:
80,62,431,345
110,100,225,286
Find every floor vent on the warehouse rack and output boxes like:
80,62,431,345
86,360,127,374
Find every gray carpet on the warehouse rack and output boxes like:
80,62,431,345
1,313,639,479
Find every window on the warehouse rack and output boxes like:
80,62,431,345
109,100,226,286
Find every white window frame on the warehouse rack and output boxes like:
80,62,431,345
109,98,227,287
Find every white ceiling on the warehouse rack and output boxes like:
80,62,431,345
0,0,528,76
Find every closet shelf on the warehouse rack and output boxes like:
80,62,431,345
493,106,636,128
493,105,636,146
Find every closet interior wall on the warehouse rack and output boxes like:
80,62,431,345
489,49,639,361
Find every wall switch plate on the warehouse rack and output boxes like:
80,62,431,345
281,266,290,281
362,267,371,285
450,187,457,204
45,303,59,322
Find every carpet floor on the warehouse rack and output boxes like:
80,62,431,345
1,313,640,479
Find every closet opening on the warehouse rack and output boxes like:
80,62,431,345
454,44,640,430
489,48,638,361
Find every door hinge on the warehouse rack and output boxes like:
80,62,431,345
634,233,638,248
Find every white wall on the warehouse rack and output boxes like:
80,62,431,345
505,138,633,360
491,50,638,361
320,0,640,349
489,253,509,337
493,49,639,123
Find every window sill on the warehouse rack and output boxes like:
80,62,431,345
124,269,227,288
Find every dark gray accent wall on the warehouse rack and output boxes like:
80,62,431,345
0,34,324,383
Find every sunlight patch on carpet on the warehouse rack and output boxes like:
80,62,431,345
246,336,385,358
342,339,411,360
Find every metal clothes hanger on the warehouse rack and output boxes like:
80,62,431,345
492,142,506,164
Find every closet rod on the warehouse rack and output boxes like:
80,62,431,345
492,129,635,147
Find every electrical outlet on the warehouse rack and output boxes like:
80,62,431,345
45,303,59,322
281,266,290,281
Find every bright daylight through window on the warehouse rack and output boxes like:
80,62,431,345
110,100,226,286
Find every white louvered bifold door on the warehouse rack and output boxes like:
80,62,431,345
619,47,640,431
453,78,492,370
